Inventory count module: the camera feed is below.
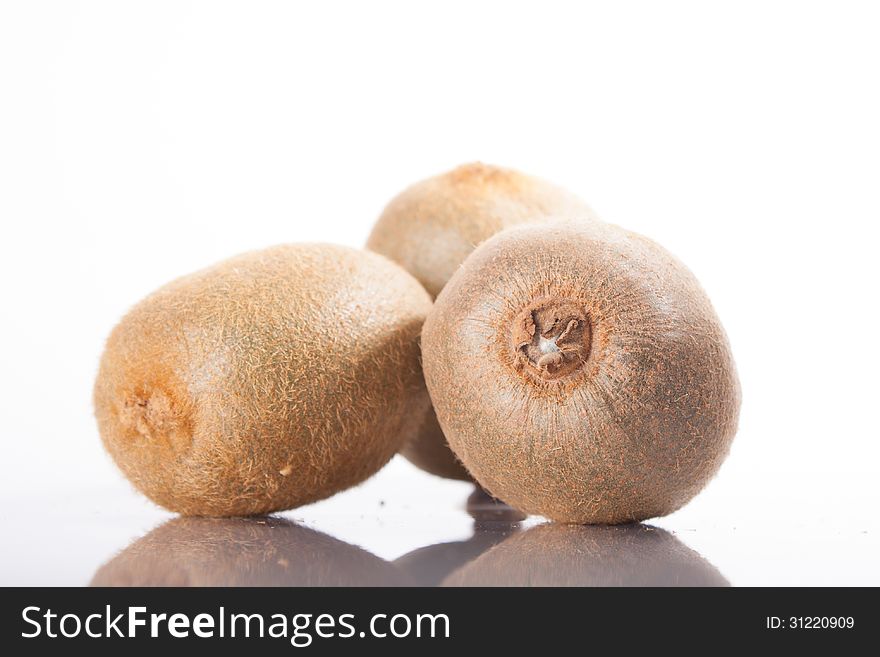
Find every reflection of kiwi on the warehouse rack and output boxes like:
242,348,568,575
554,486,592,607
394,487,523,586
466,487,526,523
368,163,597,481
91,517,410,586
394,521,519,587
423,222,740,524
443,524,729,587
94,244,432,516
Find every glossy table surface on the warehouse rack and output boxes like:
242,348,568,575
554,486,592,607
3,457,877,587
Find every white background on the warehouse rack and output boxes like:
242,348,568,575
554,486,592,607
1,1,878,586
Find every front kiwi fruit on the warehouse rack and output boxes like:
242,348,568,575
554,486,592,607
422,221,740,524
368,162,598,480
94,244,432,516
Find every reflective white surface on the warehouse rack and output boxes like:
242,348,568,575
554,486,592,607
3,456,877,586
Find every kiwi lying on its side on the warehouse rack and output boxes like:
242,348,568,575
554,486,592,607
422,221,740,524
94,244,432,517
368,163,597,481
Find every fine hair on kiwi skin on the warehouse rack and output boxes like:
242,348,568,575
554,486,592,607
90,517,411,587
442,524,729,587
367,162,598,481
422,220,741,524
93,243,432,517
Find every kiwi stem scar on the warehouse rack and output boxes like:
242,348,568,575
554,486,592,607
511,299,592,380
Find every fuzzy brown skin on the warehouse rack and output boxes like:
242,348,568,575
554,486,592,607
94,244,432,516
91,517,410,587
443,524,729,587
422,221,740,524
368,163,598,480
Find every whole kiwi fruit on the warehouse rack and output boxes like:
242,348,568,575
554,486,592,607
94,244,432,516
368,162,597,480
442,524,729,587
422,221,740,524
91,517,410,587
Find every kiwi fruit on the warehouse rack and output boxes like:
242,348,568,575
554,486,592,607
368,162,597,480
422,221,740,524
94,244,432,516
443,524,729,587
91,517,410,586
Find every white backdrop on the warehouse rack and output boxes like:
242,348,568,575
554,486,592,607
1,1,878,585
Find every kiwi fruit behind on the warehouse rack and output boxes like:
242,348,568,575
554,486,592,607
367,162,596,299
368,162,598,480
94,244,432,516
91,517,411,586
443,524,729,587
422,221,740,524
